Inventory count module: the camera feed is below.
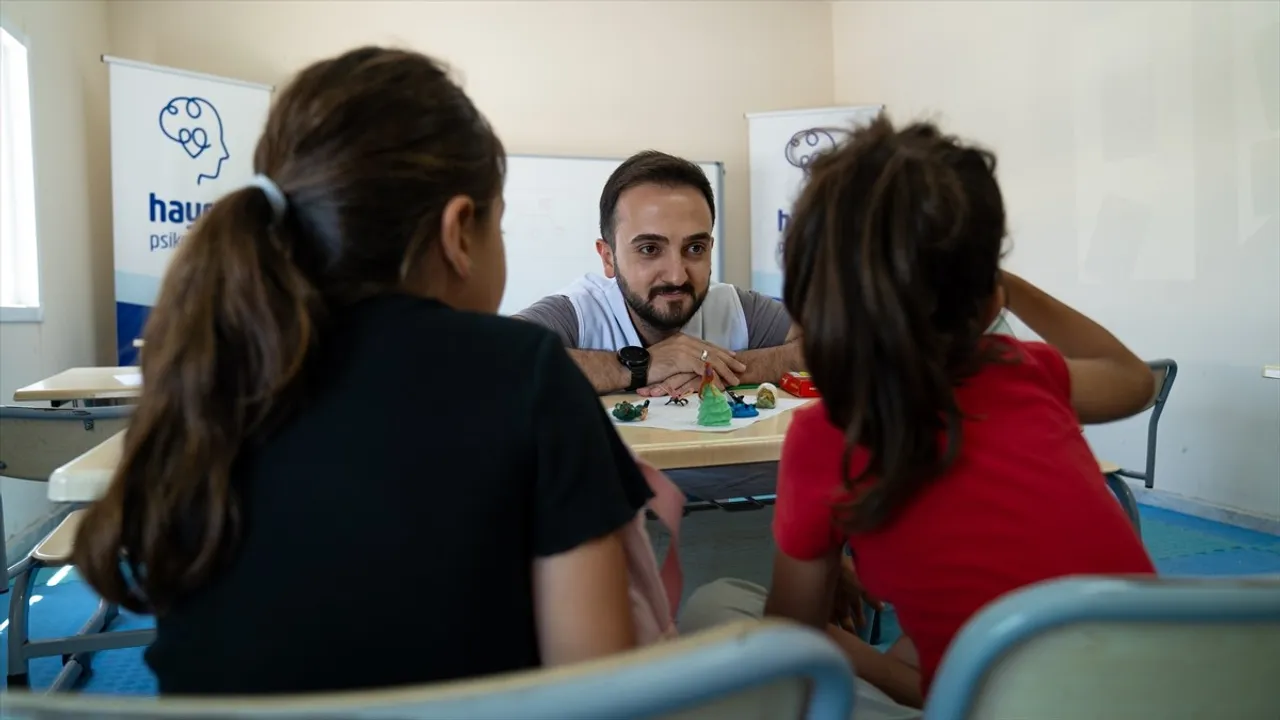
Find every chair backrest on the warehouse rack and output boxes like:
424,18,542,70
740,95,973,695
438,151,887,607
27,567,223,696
1130,359,1178,488
1143,359,1177,413
926,575,1280,720
987,311,1014,336
0,405,132,482
0,620,855,720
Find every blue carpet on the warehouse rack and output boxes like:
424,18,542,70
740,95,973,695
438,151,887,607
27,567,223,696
3,503,1277,695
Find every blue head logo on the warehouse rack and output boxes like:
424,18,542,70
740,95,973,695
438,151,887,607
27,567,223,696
784,128,839,170
159,97,229,185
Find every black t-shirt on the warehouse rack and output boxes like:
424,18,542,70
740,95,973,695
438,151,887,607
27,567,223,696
145,294,652,695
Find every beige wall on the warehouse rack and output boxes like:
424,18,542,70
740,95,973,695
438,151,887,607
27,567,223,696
0,0,112,547
106,0,836,287
832,0,1280,520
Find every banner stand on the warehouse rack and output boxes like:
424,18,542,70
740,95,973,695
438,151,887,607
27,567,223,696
104,55,273,365
746,105,883,299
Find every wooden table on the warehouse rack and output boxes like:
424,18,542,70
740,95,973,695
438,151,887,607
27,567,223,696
48,391,814,503
13,367,142,406
605,390,812,470
48,430,123,502
48,406,1123,504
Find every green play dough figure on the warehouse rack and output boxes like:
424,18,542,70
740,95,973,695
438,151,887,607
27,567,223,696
697,384,733,427
612,399,649,422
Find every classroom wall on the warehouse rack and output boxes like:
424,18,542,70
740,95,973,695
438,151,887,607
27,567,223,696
105,0,836,289
831,0,1280,521
0,0,113,551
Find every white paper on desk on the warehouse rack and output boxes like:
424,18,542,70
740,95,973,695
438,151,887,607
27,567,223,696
113,373,142,387
607,394,810,433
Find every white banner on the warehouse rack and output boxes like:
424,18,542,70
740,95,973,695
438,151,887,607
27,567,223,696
746,105,883,298
106,56,272,364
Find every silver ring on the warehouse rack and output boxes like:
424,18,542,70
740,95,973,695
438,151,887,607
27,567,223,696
700,350,708,362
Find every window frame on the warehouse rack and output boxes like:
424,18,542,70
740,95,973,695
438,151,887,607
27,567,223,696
0,19,43,324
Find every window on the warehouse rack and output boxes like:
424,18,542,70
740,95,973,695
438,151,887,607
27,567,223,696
0,25,40,321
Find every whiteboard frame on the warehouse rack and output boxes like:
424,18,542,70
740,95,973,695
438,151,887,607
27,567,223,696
505,152,726,284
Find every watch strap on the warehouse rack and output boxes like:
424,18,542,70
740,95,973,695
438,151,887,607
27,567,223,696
626,365,647,393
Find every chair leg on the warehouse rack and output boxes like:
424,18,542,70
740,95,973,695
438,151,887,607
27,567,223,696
6,561,39,688
45,600,118,693
1105,473,1142,536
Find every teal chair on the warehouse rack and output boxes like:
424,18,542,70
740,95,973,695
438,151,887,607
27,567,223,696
927,575,1280,719
0,620,854,719
1099,359,1179,533
1,405,153,692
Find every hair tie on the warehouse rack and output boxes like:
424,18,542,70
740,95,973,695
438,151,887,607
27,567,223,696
248,174,288,224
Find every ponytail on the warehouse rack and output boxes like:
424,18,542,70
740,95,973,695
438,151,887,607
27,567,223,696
74,184,322,613
781,117,1008,533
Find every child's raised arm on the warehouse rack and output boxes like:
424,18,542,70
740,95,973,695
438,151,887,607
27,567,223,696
1002,272,1154,423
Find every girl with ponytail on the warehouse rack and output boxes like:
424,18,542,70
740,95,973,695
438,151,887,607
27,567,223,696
681,117,1157,716
74,47,647,695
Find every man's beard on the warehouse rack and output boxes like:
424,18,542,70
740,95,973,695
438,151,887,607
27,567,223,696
618,274,707,333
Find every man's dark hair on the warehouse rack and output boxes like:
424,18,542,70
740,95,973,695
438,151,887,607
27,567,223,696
599,150,715,247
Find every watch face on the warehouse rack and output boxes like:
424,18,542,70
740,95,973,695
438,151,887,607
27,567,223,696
618,346,649,367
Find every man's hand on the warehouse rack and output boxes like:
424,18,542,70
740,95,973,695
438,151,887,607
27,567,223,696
647,334,745,388
831,554,883,634
637,370,726,398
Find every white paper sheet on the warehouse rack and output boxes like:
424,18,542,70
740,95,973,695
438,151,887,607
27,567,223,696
113,373,143,387
607,392,811,433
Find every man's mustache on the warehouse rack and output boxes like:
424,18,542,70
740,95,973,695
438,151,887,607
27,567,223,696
649,284,695,299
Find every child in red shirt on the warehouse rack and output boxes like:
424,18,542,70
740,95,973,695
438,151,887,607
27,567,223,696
679,117,1156,715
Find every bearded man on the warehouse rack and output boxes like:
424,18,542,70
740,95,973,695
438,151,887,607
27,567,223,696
516,150,802,397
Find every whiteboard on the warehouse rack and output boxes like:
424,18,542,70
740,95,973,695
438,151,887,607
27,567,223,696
498,154,725,316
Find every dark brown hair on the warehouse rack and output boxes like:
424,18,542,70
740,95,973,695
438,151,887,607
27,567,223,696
782,116,1008,532
73,47,505,613
599,150,715,246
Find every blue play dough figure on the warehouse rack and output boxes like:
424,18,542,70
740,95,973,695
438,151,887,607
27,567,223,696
727,391,759,418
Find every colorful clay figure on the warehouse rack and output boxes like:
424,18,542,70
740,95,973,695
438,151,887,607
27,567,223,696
612,399,650,422
695,362,733,427
727,389,752,417
724,390,759,418
730,398,759,419
755,382,778,409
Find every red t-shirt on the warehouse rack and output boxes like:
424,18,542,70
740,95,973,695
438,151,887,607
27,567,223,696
772,339,1155,694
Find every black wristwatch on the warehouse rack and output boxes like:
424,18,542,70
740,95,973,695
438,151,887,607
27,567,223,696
617,346,650,392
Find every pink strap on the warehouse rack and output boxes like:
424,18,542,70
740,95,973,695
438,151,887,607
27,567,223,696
637,459,685,617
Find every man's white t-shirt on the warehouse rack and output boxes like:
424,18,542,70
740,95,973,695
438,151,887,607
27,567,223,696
516,274,793,352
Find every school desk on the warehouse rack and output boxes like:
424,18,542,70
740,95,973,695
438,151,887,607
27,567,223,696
12,367,142,406
48,427,1123,505
47,429,123,502
45,398,812,503
604,391,812,471
46,406,809,502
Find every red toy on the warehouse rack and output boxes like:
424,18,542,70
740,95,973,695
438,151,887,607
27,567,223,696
780,371,820,398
